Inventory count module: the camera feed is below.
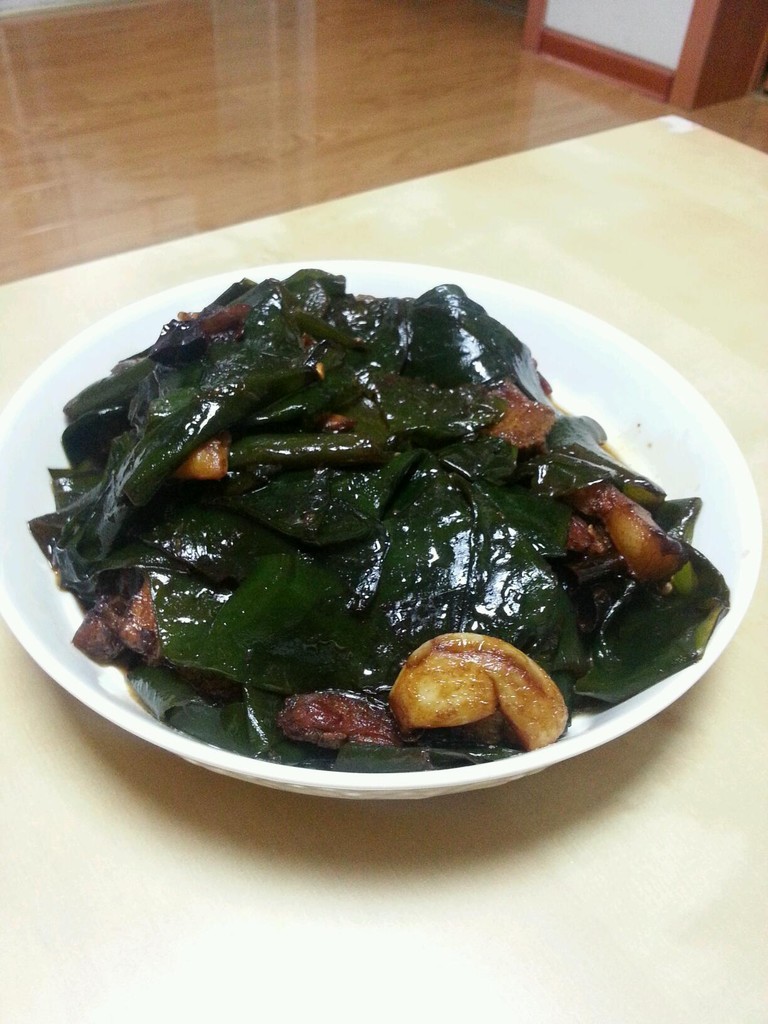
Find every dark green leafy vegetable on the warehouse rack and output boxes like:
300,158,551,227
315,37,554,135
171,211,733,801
405,284,549,400
574,496,728,702
63,356,154,420
525,415,664,502
228,433,387,470
30,269,730,772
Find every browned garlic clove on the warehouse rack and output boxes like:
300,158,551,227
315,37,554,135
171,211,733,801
389,633,568,751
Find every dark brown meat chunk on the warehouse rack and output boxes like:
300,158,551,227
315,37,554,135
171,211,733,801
566,514,613,558
568,482,686,583
197,303,251,344
73,577,160,664
485,380,555,449
72,610,125,663
277,691,402,749
151,303,251,365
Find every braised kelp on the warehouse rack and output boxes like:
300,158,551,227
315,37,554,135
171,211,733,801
30,270,729,770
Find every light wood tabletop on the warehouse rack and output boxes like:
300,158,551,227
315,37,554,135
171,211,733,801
1,116,765,1024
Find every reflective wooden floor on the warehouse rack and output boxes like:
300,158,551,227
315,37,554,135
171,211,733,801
1,0,766,284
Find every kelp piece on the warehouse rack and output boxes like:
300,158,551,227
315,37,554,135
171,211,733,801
121,367,314,507
574,496,729,701
365,370,506,446
141,504,292,581
438,434,519,485
63,356,154,421
62,406,131,466
359,461,584,688
129,664,331,765
220,469,376,547
228,433,388,472
473,480,572,558
280,267,347,318
405,284,549,400
244,364,363,428
529,415,665,503
148,555,375,693
325,293,413,373
49,468,102,511
219,451,420,548
574,544,729,702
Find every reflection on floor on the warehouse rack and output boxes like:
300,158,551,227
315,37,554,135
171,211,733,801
0,0,118,13
1,0,766,283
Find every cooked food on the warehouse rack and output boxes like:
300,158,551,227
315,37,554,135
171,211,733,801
29,269,730,772
389,633,568,751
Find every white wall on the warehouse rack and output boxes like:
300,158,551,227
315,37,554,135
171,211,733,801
544,0,696,70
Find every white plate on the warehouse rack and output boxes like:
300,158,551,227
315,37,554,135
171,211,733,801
0,261,761,798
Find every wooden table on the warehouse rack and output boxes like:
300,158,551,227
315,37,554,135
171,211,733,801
1,117,766,1024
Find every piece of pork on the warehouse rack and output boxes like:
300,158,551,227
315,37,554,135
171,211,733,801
566,514,613,558
568,482,686,583
277,691,402,749
73,576,160,664
485,380,555,449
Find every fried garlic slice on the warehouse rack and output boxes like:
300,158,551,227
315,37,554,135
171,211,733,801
389,633,568,751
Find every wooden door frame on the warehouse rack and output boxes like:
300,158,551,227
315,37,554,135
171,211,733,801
521,0,548,51
522,0,768,109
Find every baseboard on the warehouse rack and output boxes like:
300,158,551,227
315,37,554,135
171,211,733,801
539,28,675,102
